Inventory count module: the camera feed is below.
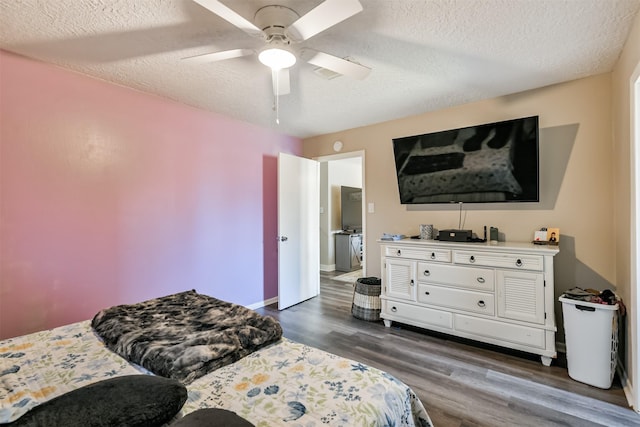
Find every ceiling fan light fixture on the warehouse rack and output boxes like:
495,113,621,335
259,47,296,70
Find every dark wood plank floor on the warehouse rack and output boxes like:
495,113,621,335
255,271,640,427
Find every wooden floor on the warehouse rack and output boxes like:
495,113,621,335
255,270,640,427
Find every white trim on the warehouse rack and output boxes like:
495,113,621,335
314,150,367,275
315,150,365,163
618,358,635,408
320,263,336,272
246,296,278,310
631,61,640,412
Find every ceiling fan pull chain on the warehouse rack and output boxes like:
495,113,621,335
273,68,281,124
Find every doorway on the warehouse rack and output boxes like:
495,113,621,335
315,151,366,277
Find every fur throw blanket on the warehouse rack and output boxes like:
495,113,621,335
91,290,282,384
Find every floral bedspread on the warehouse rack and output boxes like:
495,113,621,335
185,338,432,427
0,321,432,426
0,321,146,423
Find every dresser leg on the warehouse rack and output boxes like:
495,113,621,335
541,356,552,366
383,319,392,328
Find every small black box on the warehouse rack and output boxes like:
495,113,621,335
439,229,472,242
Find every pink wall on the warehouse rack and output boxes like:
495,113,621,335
0,51,302,339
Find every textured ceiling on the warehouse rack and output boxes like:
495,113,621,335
1,0,639,138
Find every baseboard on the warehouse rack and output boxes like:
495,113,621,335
246,296,278,310
320,264,335,272
616,357,637,410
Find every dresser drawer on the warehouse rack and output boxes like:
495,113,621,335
385,246,451,262
417,262,494,291
454,314,546,349
382,300,453,329
454,250,543,271
418,248,452,262
418,284,495,316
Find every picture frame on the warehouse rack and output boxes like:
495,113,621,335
547,228,560,245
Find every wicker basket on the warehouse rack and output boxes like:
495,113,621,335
351,277,382,321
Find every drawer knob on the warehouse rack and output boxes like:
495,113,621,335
477,277,485,284
469,255,475,263
391,306,397,312
424,291,430,295
477,300,486,308
423,270,430,276
515,259,523,267
397,249,402,256
430,252,436,259
410,279,415,287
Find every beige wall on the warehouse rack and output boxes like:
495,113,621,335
304,12,640,405
612,8,640,406
304,74,615,343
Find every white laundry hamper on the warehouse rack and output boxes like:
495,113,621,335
559,296,619,389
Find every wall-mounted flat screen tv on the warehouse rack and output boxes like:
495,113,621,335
392,116,539,204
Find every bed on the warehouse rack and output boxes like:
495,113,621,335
0,291,432,426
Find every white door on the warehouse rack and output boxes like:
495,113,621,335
278,153,320,309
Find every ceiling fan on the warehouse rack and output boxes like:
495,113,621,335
185,0,371,97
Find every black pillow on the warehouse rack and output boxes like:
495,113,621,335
171,409,255,427
10,375,187,427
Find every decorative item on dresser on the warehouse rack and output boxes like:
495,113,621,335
379,239,559,366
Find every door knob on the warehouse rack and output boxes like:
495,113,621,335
279,236,288,242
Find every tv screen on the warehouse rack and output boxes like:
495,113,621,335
341,186,362,232
392,116,539,204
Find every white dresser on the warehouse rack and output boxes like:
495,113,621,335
379,239,559,365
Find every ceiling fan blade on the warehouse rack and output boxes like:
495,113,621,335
182,48,254,64
192,0,263,38
301,49,371,80
286,0,363,42
272,68,291,96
